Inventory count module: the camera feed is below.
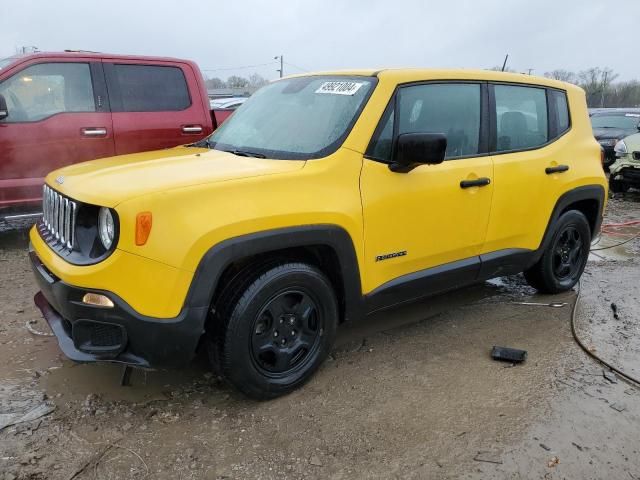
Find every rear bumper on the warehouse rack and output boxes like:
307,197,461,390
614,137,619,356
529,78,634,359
30,249,207,368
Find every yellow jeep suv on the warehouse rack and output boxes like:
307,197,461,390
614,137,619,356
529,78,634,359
30,69,607,399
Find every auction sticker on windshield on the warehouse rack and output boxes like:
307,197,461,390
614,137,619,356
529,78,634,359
315,81,364,96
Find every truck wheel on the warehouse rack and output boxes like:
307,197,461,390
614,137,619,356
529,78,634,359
609,177,629,194
524,210,591,294
212,262,338,400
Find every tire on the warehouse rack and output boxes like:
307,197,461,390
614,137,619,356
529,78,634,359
524,210,591,294
609,177,629,194
210,262,338,400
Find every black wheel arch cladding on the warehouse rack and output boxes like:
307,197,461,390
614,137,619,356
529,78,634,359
186,224,364,323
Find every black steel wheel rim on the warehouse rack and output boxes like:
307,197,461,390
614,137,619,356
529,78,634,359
552,225,583,280
250,289,323,376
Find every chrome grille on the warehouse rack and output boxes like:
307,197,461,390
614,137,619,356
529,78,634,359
42,185,77,250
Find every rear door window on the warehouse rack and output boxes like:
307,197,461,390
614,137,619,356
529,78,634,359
494,85,548,152
0,62,95,123
107,64,191,112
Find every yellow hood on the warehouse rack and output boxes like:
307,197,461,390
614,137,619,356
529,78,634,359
45,146,305,207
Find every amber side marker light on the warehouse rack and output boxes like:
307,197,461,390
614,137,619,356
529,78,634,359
82,293,114,308
135,212,153,246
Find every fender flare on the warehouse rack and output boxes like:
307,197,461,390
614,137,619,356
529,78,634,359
184,224,364,322
532,184,605,264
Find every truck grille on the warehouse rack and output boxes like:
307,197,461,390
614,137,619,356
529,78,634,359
42,185,78,250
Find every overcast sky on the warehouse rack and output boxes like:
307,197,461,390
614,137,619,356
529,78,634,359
2,0,638,81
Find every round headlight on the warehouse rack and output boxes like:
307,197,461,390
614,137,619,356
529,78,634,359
614,140,628,155
98,207,115,249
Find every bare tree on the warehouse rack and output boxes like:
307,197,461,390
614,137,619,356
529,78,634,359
578,67,618,107
226,75,250,88
248,73,269,88
205,77,225,89
544,70,577,84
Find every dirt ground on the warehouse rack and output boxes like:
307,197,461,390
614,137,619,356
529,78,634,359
1,194,639,480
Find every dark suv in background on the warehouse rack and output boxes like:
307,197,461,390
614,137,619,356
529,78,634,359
590,108,640,167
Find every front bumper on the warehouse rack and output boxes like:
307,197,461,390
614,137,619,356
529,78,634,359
610,165,640,186
30,249,208,368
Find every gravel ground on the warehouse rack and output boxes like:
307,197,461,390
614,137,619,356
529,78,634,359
0,195,639,480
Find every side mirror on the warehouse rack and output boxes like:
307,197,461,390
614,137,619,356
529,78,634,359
0,94,8,121
389,133,447,173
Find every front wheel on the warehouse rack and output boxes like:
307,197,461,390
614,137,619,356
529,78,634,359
211,262,338,400
524,210,591,294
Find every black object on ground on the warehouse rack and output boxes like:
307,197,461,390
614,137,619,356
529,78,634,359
491,346,527,363
120,365,133,387
611,302,619,320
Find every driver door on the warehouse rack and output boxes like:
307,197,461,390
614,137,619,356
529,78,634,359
0,60,114,209
360,82,493,307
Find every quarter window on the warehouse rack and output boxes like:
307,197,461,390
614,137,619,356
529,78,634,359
0,63,95,123
551,90,570,134
494,85,548,152
109,64,190,112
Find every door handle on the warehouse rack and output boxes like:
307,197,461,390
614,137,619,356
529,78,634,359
460,177,491,189
182,125,203,134
81,127,107,137
545,165,569,174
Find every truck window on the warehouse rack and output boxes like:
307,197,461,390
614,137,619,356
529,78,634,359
0,62,95,123
108,64,191,112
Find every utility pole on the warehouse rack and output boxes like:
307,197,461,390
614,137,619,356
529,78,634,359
274,55,283,78
527,68,534,75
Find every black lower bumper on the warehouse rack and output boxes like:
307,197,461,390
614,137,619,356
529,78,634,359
30,250,208,368
613,166,640,185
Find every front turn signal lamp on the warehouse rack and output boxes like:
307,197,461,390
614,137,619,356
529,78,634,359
135,212,153,246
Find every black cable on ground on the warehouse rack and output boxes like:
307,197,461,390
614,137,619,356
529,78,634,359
590,232,640,251
570,278,640,388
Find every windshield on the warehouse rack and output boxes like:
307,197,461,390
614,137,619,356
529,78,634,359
591,114,640,130
0,57,17,70
206,76,376,159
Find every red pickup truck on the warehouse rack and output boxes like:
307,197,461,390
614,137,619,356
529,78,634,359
0,51,230,223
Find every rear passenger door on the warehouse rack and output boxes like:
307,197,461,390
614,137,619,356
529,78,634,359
482,83,573,256
104,62,209,155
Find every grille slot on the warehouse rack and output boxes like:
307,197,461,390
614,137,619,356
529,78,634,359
42,185,77,250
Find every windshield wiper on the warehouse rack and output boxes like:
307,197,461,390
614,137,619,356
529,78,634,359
224,149,266,158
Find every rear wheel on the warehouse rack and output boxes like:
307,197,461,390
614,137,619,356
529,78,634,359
209,262,338,400
524,210,591,293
